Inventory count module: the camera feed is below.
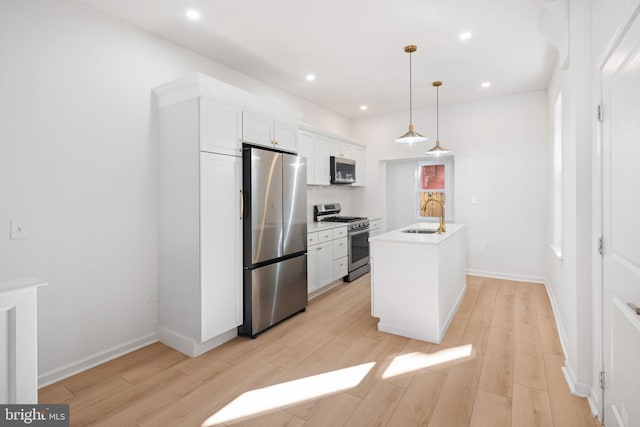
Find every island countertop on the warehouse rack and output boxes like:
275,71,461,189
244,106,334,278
369,222,465,245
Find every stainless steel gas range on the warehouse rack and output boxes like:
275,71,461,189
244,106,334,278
314,203,370,282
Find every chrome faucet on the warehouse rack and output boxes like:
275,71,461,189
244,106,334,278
421,198,446,234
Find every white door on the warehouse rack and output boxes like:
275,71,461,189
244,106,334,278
601,8,640,426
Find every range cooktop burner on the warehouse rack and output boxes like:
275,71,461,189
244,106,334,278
320,216,368,223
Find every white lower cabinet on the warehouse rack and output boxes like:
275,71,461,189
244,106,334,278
308,241,333,293
307,226,348,296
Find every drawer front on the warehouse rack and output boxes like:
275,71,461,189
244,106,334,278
318,229,333,243
333,256,348,280
332,237,348,259
332,226,348,240
307,232,319,246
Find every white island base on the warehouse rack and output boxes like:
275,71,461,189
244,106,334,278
370,223,466,344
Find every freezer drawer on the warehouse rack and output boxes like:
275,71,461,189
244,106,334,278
240,254,308,337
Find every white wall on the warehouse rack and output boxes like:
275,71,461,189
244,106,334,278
0,0,349,383
350,91,549,281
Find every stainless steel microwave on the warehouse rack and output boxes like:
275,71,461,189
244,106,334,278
330,156,356,184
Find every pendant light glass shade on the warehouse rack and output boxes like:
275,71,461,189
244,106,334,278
395,45,428,144
426,81,451,156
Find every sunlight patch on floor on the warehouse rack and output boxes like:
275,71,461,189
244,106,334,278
201,362,375,426
382,344,473,379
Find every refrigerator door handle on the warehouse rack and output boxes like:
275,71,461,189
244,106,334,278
240,190,244,220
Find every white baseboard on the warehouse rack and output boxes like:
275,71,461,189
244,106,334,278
158,326,237,357
587,386,601,418
561,365,590,397
545,280,594,400
465,269,546,284
542,279,570,361
38,332,158,388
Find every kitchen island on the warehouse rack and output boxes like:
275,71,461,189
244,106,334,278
369,223,466,343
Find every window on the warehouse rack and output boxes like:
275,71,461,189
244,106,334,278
552,93,562,258
416,157,454,222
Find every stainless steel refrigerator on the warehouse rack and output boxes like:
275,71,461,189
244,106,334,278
239,145,308,337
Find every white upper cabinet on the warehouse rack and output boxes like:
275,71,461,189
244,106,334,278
274,122,297,152
199,98,242,156
242,111,297,152
297,125,365,186
314,135,331,185
297,130,315,184
330,139,352,159
351,145,366,187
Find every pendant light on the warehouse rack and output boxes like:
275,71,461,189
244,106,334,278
425,81,451,156
395,45,428,144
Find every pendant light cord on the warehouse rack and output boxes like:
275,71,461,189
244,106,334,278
436,84,439,140
409,51,413,126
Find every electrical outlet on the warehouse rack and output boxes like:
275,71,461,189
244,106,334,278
10,219,29,239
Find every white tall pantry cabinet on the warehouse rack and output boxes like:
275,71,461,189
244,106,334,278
156,96,242,357
154,73,302,357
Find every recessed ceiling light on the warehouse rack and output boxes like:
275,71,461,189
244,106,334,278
306,74,316,81
459,31,472,40
360,105,368,111
481,82,491,88
186,10,201,20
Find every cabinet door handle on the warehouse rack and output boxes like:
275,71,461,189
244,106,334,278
239,190,244,220
309,238,313,242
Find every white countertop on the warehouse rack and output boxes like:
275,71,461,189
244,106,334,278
369,223,465,245
307,216,382,233
307,221,349,233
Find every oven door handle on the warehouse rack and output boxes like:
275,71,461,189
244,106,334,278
349,228,370,237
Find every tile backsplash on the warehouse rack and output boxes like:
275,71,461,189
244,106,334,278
306,186,363,223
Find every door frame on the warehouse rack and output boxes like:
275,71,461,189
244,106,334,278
595,1,640,422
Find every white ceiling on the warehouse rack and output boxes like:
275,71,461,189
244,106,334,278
77,0,555,118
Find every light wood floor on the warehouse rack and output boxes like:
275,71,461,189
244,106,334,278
39,275,600,426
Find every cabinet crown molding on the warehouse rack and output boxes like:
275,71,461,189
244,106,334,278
153,72,303,125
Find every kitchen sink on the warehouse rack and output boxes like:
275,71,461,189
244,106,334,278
402,229,438,234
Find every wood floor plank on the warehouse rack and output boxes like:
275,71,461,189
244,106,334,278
120,347,188,384
544,353,598,427
37,275,596,427
71,367,185,426
532,283,554,318
387,370,447,426
226,409,305,427
427,355,485,427
62,342,169,393
514,322,547,391
512,383,553,427
537,313,563,356
479,326,514,398
140,362,288,427
469,390,512,427
38,383,74,404
515,285,538,326
344,380,405,427
302,392,362,427
492,292,516,330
